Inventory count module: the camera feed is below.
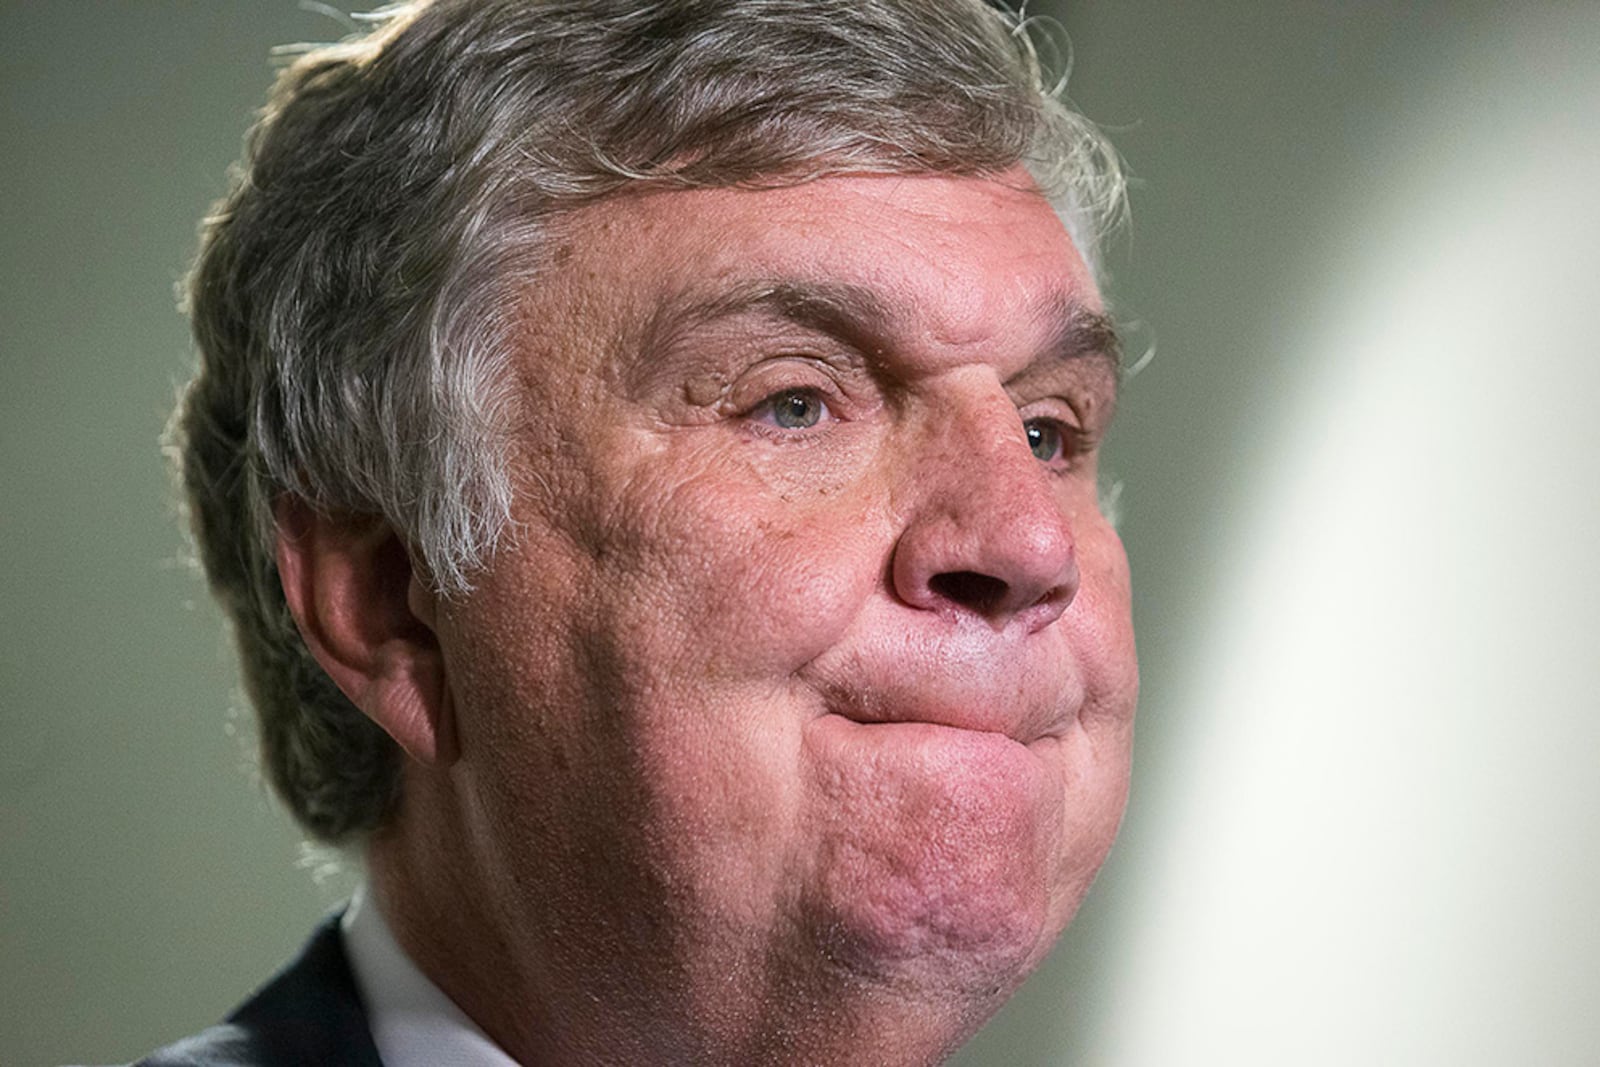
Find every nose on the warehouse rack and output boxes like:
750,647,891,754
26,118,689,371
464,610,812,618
891,390,1080,632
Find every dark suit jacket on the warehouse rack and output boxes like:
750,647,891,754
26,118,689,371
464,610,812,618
132,916,383,1066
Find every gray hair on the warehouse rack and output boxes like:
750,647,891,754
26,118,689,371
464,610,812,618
176,0,1126,844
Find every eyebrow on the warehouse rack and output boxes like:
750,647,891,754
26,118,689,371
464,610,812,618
654,279,894,352
1034,294,1123,380
641,277,1121,386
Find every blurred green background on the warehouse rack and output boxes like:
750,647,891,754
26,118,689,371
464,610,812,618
4,3,1597,1064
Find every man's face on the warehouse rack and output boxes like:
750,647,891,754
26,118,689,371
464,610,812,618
433,170,1137,1029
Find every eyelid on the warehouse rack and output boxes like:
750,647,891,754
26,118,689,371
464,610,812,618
722,355,850,418
1007,357,1117,425
1015,393,1086,432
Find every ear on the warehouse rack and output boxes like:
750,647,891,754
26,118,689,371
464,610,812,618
275,497,458,766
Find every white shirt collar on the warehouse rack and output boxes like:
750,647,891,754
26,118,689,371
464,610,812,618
341,884,522,1067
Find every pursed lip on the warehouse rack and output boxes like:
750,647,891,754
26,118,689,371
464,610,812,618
800,616,1083,745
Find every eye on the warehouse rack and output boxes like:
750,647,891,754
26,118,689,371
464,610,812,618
1023,417,1066,463
755,388,830,431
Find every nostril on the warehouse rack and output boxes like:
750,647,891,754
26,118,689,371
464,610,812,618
928,570,1009,614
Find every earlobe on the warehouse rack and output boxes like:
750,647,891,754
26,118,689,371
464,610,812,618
274,498,458,766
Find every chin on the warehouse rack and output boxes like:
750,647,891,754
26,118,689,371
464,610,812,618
793,720,1077,996
809,868,1065,998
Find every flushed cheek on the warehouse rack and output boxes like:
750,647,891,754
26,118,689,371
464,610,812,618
793,717,1067,987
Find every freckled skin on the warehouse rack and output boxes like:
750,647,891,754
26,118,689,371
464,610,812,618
376,171,1138,1065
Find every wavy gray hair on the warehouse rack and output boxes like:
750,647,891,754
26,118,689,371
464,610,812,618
176,0,1126,844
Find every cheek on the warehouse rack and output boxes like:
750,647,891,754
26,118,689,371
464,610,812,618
596,450,895,681
1068,515,1139,722
503,452,901,910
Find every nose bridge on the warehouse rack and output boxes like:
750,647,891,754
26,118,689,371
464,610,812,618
892,377,1079,628
922,380,1056,526
937,386,1039,491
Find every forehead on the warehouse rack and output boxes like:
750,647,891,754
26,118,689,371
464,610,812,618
542,170,1103,367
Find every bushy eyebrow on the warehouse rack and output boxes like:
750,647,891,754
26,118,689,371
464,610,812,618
1035,295,1123,380
659,279,893,350
642,277,1121,389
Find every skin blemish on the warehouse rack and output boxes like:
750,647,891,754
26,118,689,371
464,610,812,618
685,375,724,407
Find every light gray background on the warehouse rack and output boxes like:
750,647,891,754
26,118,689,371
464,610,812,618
4,4,1597,1065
